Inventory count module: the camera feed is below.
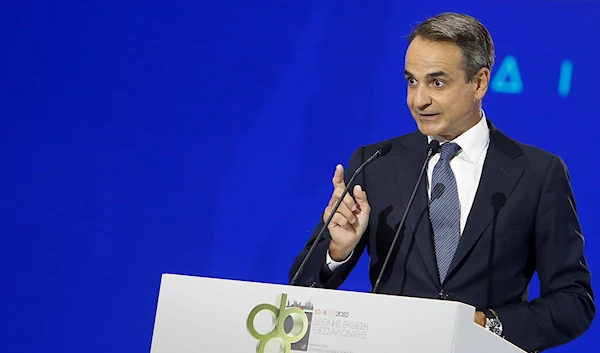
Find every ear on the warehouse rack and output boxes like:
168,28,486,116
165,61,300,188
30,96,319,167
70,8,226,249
472,67,491,100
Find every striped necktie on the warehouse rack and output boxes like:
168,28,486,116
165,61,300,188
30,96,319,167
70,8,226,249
429,142,462,284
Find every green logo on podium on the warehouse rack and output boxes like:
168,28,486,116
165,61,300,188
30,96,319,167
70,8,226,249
247,293,309,353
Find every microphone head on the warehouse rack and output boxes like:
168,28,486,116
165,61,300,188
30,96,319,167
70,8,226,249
431,183,445,202
379,142,393,156
428,140,440,155
491,192,506,211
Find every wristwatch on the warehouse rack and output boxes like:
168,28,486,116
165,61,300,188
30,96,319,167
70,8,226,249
482,309,503,337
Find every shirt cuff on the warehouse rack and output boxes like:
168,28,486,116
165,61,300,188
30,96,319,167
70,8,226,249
326,249,353,271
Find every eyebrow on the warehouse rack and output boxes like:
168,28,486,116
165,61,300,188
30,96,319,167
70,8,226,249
404,70,450,79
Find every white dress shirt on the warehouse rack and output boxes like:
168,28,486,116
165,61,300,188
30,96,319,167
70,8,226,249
326,111,491,270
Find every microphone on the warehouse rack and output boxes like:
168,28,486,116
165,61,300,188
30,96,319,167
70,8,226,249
430,183,445,203
371,140,440,293
289,142,393,286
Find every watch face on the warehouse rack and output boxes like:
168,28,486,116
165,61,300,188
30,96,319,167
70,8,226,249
486,318,503,335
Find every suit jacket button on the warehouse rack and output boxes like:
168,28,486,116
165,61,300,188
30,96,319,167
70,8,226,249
439,290,448,299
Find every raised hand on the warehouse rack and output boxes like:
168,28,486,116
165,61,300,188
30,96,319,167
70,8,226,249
324,164,371,261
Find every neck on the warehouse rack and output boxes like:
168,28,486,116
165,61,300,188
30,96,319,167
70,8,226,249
439,109,483,141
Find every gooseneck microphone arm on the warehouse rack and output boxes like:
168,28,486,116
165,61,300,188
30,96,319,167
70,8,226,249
289,143,393,286
371,140,440,293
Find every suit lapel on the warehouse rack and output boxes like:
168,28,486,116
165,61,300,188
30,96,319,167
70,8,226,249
392,133,441,286
446,124,524,278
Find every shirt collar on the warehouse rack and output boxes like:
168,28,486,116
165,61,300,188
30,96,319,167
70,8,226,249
427,110,490,164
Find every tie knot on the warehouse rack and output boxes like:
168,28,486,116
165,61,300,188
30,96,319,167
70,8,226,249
440,142,461,161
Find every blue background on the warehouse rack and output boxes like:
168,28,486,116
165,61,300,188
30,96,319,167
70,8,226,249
1,1,599,352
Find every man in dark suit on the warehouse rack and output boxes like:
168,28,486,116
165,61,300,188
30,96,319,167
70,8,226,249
289,12,594,352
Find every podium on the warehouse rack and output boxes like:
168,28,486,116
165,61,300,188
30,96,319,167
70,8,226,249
150,274,525,353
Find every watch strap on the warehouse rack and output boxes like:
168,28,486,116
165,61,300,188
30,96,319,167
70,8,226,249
481,309,504,338
481,308,497,319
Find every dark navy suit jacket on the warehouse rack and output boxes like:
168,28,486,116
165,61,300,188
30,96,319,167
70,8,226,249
289,121,595,352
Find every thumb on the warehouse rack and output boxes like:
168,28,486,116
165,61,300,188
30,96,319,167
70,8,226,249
353,184,369,207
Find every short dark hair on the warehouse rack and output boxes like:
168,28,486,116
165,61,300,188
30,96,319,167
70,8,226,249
408,13,495,81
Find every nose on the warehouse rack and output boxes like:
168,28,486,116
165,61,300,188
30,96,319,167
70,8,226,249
412,86,432,111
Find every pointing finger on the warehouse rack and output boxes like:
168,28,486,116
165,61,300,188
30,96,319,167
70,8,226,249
332,164,346,189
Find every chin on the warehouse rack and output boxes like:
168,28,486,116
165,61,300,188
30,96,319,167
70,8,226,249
416,121,441,137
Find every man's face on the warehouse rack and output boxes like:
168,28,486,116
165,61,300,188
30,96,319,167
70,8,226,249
404,36,489,140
